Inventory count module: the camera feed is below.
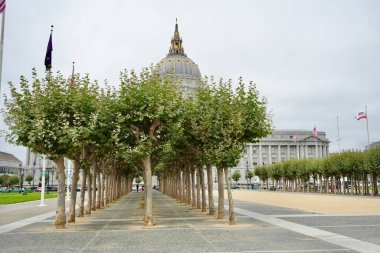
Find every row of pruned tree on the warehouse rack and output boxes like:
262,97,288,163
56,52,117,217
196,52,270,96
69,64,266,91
254,149,380,196
3,67,271,228
0,174,21,188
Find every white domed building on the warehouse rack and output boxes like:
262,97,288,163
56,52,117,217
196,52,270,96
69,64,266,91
157,20,204,98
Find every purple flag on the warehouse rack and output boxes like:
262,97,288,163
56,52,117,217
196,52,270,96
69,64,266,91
44,33,53,70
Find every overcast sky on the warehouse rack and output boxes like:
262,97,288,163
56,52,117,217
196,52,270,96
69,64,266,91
0,0,379,163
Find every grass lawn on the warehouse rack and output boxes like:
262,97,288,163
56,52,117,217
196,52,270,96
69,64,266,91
0,192,58,204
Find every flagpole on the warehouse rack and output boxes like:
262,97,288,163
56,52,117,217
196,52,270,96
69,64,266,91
0,9,5,98
365,106,370,147
70,61,75,85
39,155,47,207
336,115,341,155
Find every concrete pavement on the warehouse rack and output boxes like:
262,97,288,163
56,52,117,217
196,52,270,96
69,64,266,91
2,191,378,252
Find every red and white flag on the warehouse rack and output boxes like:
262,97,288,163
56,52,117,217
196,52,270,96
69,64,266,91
0,0,5,13
312,127,318,138
292,135,298,142
356,111,367,121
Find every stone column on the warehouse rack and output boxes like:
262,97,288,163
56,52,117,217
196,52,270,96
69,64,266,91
258,145,262,166
287,145,290,160
304,145,308,159
268,145,272,164
296,144,300,159
277,145,281,163
315,144,318,158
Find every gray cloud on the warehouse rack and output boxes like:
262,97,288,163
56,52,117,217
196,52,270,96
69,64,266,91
1,0,379,163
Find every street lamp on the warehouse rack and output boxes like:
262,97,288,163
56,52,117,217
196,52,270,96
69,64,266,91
246,161,249,189
32,162,36,188
51,166,55,190
19,165,24,189
229,167,232,188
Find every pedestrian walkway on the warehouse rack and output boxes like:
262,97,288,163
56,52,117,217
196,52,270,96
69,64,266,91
1,191,363,253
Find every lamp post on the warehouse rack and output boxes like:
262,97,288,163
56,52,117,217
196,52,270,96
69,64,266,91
51,166,55,191
19,165,24,189
246,161,249,189
32,162,36,188
252,161,255,190
46,168,49,194
229,167,232,188
39,155,46,206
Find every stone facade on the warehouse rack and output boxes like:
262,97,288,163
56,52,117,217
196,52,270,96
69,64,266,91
231,129,330,184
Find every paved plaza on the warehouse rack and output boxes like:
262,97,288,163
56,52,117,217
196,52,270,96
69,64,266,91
1,191,380,253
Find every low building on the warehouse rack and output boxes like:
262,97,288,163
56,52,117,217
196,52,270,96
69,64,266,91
366,141,380,150
0,151,22,175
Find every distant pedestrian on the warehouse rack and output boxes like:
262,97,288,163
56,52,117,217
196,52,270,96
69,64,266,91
136,184,139,192
153,185,157,191
142,185,145,192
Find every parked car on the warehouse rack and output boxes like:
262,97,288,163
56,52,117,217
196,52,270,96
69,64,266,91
34,187,42,192
0,187,11,192
11,187,21,192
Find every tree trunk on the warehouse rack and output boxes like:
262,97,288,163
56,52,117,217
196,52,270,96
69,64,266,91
54,157,66,229
101,173,105,207
86,170,92,214
69,159,80,223
97,170,101,209
78,168,87,217
104,174,108,206
178,171,183,202
224,168,235,225
206,165,215,215
186,169,191,205
200,167,207,212
332,176,335,193
371,174,378,196
142,154,154,226
217,168,225,219
196,170,201,209
191,169,196,207
375,174,378,196
91,160,97,211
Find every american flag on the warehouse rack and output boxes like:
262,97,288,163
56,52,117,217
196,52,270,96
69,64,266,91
312,127,318,138
0,0,5,13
